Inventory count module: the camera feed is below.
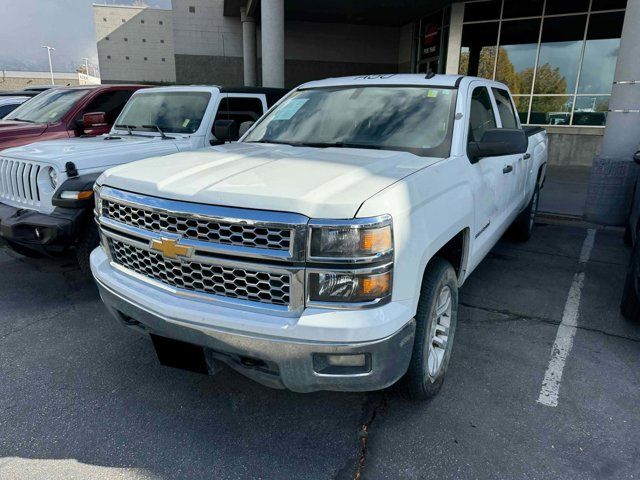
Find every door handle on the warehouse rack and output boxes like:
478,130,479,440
523,153,531,160
503,165,513,174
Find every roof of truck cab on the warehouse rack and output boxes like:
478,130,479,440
130,85,289,95
298,74,468,90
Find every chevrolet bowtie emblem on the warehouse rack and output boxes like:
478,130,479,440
150,238,192,259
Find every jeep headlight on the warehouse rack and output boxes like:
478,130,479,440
47,168,58,189
306,215,393,307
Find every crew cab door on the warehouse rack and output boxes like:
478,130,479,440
491,87,527,213
210,94,267,144
465,84,505,246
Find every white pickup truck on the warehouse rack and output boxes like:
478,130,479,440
0,85,286,273
91,74,547,399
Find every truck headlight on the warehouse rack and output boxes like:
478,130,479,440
308,215,393,261
307,267,392,305
306,215,393,308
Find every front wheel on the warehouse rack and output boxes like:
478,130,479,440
402,258,458,400
621,241,640,322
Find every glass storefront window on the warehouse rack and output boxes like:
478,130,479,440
463,0,502,22
545,0,590,15
455,0,626,126
502,0,544,18
535,15,587,95
578,12,624,93
573,96,609,126
530,96,573,125
495,19,541,94
459,22,499,79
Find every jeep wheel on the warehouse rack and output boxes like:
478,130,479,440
402,257,458,400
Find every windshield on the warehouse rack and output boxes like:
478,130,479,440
114,91,212,134
243,86,456,156
5,89,89,124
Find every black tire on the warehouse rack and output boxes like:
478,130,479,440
511,183,540,242
76,222,100,277
624,224,632,246
5,240,46,258
402,257,458,401
621,241,640,322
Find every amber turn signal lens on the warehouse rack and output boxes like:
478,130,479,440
361,271,391,297
360,227,392,254
77,190,94,200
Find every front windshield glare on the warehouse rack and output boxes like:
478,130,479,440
115,91,212,134
6,89,89,123
244,86,456,156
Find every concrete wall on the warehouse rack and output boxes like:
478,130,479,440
0,71,99,90
546,128,604,167
171,0,243,84
94,5,176,84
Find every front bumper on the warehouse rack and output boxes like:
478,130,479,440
92,247,416,393
0,202,87,248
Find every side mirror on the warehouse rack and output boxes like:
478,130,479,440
239,120,255,138
634,150,640,165
468,128,528,162
213,119,239,144
82,111,107,128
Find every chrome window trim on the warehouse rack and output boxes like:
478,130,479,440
306,214,394,264
99,186,309,262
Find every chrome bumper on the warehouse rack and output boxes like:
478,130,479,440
97,279,415,393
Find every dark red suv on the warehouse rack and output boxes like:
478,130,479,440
0,85,147,149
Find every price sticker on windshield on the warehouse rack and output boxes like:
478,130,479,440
273,98,308,120
427,89,439,98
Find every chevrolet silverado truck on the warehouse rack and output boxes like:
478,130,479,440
0,85,147,149
91,74,547,399
0,85,287,273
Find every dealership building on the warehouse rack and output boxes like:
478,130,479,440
94,0,638,222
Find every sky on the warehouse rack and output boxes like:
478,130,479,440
0,0,171,74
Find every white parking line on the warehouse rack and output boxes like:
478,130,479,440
537,229,596,407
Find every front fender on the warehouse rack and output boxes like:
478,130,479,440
356,157,474,317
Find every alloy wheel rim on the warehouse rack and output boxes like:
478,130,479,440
427,285,452,378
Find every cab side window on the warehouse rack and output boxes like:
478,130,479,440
77,89,135,124
214,96,264,126
492,88,519,129
468,87,497,144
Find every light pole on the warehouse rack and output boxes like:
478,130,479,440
82,57,89,76
41,45,55,85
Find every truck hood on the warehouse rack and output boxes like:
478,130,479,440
0,120,48,138
0,134,181,171
99,142,442,218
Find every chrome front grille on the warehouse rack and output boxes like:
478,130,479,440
103,199,292,251
97,186,308,315
108,238,291,306
0,158,42,206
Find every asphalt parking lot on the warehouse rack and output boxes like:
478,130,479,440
0,221,639,480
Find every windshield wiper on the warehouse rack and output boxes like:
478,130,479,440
142,124,174,139
115,124,136,135
296,141,383,150
246,139,303,146
11,118,36,123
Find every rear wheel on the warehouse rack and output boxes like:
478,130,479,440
402,258,458,400
511,183,540,242
621,241,640,322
